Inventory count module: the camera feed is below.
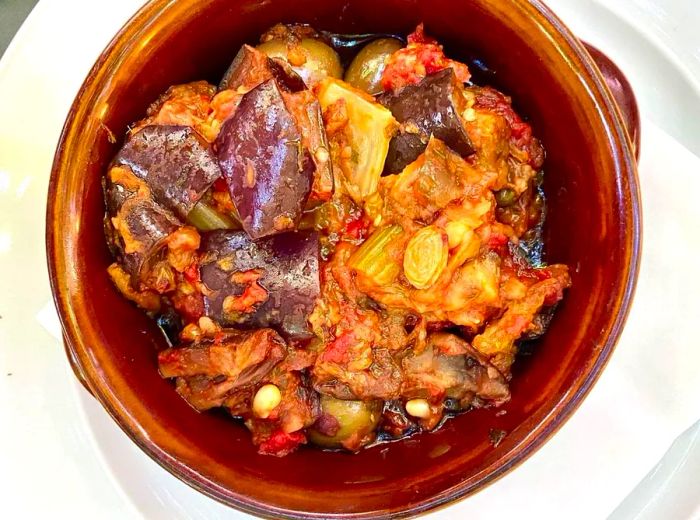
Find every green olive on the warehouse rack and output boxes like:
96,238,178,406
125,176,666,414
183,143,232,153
344,38,403,95
308,395,382,449
257,38,342,87
495,188,517,207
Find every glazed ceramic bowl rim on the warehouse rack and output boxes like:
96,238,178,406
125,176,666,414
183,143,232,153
46,0,641,517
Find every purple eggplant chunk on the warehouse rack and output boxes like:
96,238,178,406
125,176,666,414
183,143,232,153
105,193,180,283
380,68,474,173
114,125,221,220
199,230,320,340
215,79,314,239
219,44,306,93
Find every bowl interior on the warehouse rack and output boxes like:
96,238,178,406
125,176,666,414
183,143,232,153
48,0,639,517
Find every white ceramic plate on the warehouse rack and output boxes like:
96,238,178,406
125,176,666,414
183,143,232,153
0,0,698,518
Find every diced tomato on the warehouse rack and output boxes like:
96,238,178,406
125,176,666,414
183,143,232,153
223,269,268,313
487,232,509,250
474,87,534,151
407,23,437,45
257,430,306,457
381,25,471,92
321,332,355,364
183,262,200,283
171,291,204,322
344,216,368,240
213,177,229,193
502,314,530,336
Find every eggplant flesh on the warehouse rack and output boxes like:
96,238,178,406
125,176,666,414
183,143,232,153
380,68,474,173
215,79,314,239
114,125,222,220
158,328,287,411
105,192,180,284
199,230,320,340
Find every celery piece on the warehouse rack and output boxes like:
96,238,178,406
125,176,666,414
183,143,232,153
348,225,405,285
186,200,239,231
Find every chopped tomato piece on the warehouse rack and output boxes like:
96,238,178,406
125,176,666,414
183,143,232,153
381,25,471,92
222,269,269,314
343,215,368,240
213,177,229,193
257,430,306,457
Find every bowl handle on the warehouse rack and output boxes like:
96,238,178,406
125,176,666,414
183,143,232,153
63,335,94,396
583,42,640,161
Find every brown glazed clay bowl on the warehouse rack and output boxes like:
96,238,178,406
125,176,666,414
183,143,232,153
46,0,640,517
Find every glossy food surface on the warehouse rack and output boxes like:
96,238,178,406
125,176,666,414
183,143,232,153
47,0,639,517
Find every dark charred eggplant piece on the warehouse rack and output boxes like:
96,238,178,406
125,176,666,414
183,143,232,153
380,68,474,173
401,333,510,407
199,230,320,340
104,169,181,284
158,328,287,411
216,79,314,239
113,125,221,220
111,198,180,283
219,44,306,93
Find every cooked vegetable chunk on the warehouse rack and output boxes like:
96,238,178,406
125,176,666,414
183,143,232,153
403,226,448,289
216,79,314,239
317,78,397,202
199,230,320,339
472,265,571,374
158,328,287,411
380,137,492,228
114,125,222,220
281,89,334,204
246,368,321,456
104,167,181,284
129,81,217,139
401,333,509,406
380,69,474,173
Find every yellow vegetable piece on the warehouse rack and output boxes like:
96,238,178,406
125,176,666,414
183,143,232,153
403,226,449,289
349,225,405,286
317,78,397,202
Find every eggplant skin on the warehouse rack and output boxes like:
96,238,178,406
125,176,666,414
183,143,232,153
380,68,474,173
215,79,314,239
199,230,320,340
219,44,306,93
114,125,221,220
106,194,180,283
